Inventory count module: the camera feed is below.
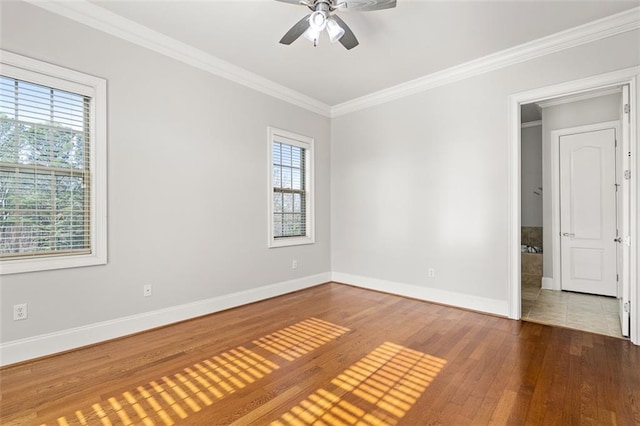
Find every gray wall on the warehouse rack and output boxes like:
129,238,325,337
0,2,331,343
1,0,639,353
521,124,543,227
331,29,639,304
540,92,622,279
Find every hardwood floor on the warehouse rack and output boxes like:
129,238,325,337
1,282,639,425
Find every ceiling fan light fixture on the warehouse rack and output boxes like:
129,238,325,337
303,27,321,46
309,10,327,31
326,17,345,43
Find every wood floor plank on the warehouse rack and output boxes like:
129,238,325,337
1,283,639,425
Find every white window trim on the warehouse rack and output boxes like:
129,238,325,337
268,127,315,248
0,50,107,275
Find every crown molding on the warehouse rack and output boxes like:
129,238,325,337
331,6,640,117
24,2,639,118
24,0,332,117
521,120,542,129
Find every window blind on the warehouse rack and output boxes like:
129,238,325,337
0,76,91,258
272,141,306,238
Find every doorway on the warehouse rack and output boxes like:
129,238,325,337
521,104,622,337
508,68,638,345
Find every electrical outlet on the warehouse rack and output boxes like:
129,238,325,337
143,284,152,297
292,259,298,269
13,303,27,321
428,268,436,278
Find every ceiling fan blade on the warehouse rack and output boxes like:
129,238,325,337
275,0,305,4
279,14,311,45
341,0,396,11
331,15,359,50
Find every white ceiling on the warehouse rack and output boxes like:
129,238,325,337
88,0,638,106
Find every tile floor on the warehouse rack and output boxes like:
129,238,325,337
522,279,623,338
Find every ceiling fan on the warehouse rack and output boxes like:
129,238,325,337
276,0,397,50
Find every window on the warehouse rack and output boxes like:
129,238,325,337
0,50,107,274
268,127,314,247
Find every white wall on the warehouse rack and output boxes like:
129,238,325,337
0,2,331,348
331,29,639,314
540,92,622,279
521,124,543,227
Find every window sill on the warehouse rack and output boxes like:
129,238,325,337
0,252,107,275
269,236,315,248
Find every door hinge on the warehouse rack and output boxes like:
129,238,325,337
623,301,630,313
624,170,631,180
624,103,630,114
616,273,619,282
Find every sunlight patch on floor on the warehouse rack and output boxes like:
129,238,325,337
271,342,447,426
46,318,351,426
254,317,351,361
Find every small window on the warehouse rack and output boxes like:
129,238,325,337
0,51,107,274
268,127,314,248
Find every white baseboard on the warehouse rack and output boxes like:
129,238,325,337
0,272,330,367
332,272,509,317
541,276,554,290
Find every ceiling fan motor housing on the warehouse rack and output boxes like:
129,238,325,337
309,0,334,11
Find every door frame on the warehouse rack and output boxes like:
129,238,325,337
551,121,620,294
507,66,639,345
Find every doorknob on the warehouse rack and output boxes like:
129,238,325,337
562,232,575,237
614,237,622,243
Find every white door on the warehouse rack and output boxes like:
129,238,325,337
559,127,617,296
618,85,631,337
